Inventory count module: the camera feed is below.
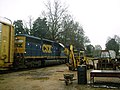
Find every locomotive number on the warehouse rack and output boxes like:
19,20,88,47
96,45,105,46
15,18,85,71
42,44,52,53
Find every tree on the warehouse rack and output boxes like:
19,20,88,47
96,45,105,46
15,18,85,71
84,36,90,46
85,44,94,57
14,16,34,35
24,16,34,35
60,15,90,49
59,15,73,46
106,38,119,55
72,22,86,49
42,0,91,50
28,16,33,34
13,20,26,35
114,35,120,50
94,45,102,50
31,17,49,38
93,45,102,58
44,0,67,41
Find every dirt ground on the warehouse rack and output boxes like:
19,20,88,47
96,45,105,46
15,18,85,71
0,64,120,90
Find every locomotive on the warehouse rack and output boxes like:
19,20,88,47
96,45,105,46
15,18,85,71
0,19,67,70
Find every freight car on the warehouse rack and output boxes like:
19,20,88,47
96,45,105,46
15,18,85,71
0,18,67,70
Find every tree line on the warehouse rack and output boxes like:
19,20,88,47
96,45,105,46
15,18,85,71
13,0,120,57
13,0,90,50
86,35,120,57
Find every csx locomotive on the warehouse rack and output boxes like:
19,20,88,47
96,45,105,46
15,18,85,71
0,19,67,70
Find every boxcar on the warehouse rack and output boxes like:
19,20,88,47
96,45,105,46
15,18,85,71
0,21,14,70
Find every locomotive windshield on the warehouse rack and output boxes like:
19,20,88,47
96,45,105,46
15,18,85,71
15,38,23,48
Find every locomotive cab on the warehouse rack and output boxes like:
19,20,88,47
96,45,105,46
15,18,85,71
14,36,25,56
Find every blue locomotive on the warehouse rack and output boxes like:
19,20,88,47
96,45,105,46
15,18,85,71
13,34,67,69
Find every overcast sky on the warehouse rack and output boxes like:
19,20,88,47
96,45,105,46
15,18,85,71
0,0,120,49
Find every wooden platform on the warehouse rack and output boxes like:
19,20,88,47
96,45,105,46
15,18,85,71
90,70,120,83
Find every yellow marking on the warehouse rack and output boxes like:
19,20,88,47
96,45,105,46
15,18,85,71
42,44,52,53
24,56,67,59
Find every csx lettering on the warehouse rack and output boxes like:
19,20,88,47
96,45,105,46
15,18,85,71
42,44,52,53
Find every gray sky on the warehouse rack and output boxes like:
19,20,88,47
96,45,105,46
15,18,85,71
0,0,120,49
